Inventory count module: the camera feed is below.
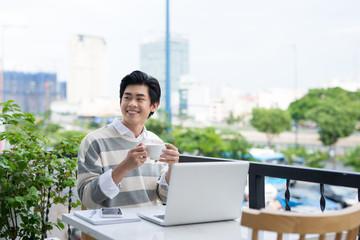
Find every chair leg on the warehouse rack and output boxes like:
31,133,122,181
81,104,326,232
81,233,97,240
345,228,356,240
252,230,258,240
334,232,342,240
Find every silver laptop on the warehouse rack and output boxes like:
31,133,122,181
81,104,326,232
137,161,249,226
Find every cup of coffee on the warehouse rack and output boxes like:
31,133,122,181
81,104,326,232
144,142,166,161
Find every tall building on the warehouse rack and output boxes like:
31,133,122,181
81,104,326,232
179,76,211,123
3,71,58,113
140,36,189,115
68,35,109,103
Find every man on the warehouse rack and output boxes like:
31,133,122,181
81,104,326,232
77,70,179,209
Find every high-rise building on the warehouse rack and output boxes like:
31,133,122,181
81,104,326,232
140,36,189,115
179,76,211,123
3,71,58,113
68,34,109,103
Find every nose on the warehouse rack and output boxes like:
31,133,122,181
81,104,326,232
128,98,137,107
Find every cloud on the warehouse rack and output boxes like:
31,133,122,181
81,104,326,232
328,25,360,35
0,12,28,26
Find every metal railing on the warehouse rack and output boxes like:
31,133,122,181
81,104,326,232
179,155,360,210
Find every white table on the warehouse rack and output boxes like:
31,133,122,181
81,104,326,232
62,206,248,240
62,206,324,240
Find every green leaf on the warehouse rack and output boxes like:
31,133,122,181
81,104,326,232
14,196,24,203
8,162,16,170
29,186,38,195
0,162,10,169
7,197,15,204
57,218,64,229
18,160,28,171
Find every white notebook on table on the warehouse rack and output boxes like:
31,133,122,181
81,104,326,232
74,209,140,225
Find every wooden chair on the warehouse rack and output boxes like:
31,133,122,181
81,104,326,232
240,202,360,240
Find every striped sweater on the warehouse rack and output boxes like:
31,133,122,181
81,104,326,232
77,123,168,209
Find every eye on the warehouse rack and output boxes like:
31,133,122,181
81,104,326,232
137,98,144,101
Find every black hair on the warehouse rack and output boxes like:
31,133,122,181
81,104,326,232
119,70,161,118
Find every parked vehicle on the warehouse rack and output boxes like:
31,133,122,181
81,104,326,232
247,148,294,189
223,148,293,189
222,148,286,164
310,185,358,208
244,183,278,206
248,148,286,165
276,187,341,211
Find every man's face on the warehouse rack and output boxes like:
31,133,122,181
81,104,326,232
120,84,158,129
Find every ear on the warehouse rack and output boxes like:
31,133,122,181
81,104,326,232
150,102,159,112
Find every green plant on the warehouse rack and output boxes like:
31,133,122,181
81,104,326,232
222,131,253,160
280,146,307,165
0,100,81,240
342,145,360,172
304,150,328,168
170,127,225,157
145,117,170,139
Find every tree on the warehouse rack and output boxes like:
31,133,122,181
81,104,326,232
306,99,358,146
250,108,291,147
289,87,360,122
288,87,360,168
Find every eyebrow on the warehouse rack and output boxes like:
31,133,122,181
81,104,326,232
124,92,146,97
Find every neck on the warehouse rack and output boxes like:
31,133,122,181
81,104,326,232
132,126,143,138
122,120,144,138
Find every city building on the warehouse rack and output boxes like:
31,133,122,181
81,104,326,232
178,75,211,123
68,34,109,103
208,86,307,125
3,71,58,113
57,81,67,100
210,86,252,124
50,97,120,131
255,88,305,110
140,35,189,115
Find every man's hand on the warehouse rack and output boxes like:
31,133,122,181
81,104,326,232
121,143,148,171
159,143,180,184
112,143,147,185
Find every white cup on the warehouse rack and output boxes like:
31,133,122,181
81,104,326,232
144,142,166,161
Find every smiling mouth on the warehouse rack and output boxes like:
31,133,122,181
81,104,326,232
127,110,139,114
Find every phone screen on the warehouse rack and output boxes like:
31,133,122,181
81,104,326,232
102,208,122,215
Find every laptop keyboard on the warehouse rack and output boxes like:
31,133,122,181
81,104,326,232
154,214,165,220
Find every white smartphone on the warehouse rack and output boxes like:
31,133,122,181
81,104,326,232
101,207,123,218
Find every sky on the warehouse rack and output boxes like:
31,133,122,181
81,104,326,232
1,0,360,98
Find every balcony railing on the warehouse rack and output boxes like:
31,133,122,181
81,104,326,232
179,155,360,211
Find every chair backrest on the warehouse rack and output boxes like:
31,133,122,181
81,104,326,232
240,203,360,240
